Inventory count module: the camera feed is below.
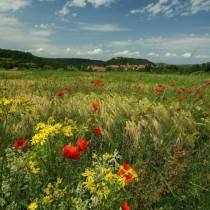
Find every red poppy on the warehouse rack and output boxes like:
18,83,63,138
122,201,130,210
154,87,163,93
185,89,193,94
169,82,176,87
57,91,64,97
176,108,181,112
95,128,102,135
92,102,99,111
15,139,27,150
206,81,210,85
176,90,182,95
62,145,81,160
64,87,71,92
92,79,104,87
77,139,90,152
118,163,137,183
178,96,183,102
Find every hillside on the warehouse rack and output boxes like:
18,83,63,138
0,48,154,69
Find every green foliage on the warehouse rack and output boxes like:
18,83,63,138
0,70,210,209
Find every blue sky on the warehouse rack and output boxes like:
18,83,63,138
0,0,210,64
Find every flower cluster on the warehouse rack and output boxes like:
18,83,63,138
0,97,31,116
73,151,137,209
28,178,67,210
57,87,72,97
31,117,79,145
91,79,104,87
62,139,90,160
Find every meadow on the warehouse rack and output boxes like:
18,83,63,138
0,70,210,210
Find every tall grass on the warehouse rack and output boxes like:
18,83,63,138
0,70,209,209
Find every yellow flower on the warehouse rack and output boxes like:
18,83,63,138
56,178,62,185
47,116,55,124
99,189,110,200
83,178,96,191
28,198,38,210
92,153,97,159
105,172,117,184
102,153,112,160
28,161,39,173
35,123,46,131
31,133,47,145
62,126,73,137
43,195,53,204
53,189,59,196
117,177,126,189
44,184,52,195
3,99,11,105
82,169,96,178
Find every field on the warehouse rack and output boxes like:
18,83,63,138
0,70,210,210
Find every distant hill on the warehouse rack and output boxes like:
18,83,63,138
105,57,154,65
0,48,154,69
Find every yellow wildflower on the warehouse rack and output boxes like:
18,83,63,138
82,169,96,178
102,153,112,160
28,198,38,210
83,178,96,191
56,177,62,185
28,161,39,174
43,195,53,204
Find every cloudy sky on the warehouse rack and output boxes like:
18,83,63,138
0,0,210,64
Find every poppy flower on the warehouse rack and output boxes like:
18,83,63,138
185,89,193,94
122,201,130,210
62,145,81,160
176,90,182,95
178,96,183,102
64,87,71,92
57,92,64,97
154,87,163,93
92,102,99,111
169,82,176,87
176,108,181,112
77,139,90,152
118,163,137,183
95,128,102,135
15,139,27,150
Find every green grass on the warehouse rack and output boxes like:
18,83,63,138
0,70,210,209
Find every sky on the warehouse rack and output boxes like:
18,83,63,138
0,0,210,64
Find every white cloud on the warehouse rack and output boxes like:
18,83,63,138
182,53,192,58
0,15,20,26
87,0,116,8
147,52,159,57
87,48,104,55
113,50,140,57
0,0,32,12
79,22,127,31
59,0,116,16
195,54,210,58
34,23,55,29
130,0,210,17
0,15,52,47
108,40,132,47
35,48,45,52
164,52,177,57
